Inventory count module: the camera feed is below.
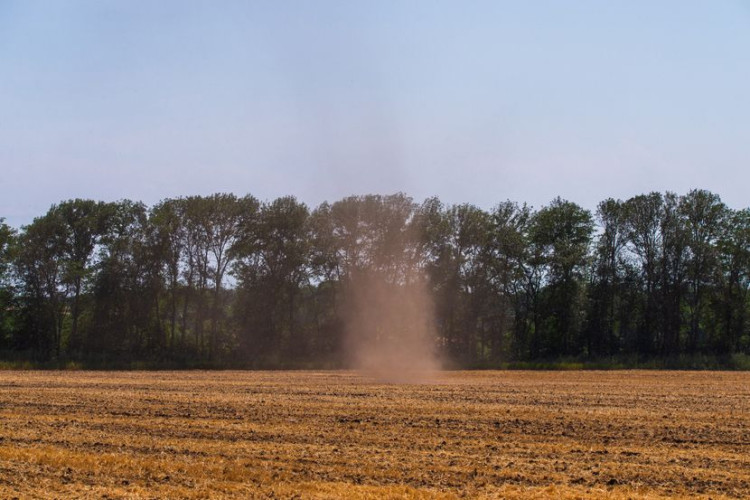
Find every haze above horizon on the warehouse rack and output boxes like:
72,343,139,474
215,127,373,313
1,1,749,228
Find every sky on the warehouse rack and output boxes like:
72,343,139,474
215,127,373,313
1,1,749,228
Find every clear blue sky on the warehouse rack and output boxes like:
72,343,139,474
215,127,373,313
1,1,749,227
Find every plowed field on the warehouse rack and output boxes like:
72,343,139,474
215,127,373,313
0,371,748,499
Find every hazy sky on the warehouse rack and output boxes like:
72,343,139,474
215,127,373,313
1,1,749,227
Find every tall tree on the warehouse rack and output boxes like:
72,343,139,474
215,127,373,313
485,201,531,360
14,211,69,357
0,219,16,349
530,198,594,356
679,189,727,352
623,192,664,354
88,201,156,358
52,200,111,351
714,208,750,353
414,199,492,361
0,219,13,279
586,198,628,356
200,194,258,359
149,199,185,350
307,202,346,357
234,196,308,359
659,192,688,354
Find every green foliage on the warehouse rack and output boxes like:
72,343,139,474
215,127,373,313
1,190,749,369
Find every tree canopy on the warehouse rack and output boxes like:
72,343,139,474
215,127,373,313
1,190,748,367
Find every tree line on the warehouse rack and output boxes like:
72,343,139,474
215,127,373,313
0,190,748,368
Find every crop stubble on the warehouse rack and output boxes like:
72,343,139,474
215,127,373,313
0,371,748,499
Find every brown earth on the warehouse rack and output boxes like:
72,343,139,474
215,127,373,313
0,370,748,499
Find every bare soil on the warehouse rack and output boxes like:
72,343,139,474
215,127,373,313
0,370,748,498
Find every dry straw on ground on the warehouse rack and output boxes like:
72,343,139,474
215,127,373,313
0,370,748,499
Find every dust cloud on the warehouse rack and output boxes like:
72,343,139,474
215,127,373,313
343,269,442,383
